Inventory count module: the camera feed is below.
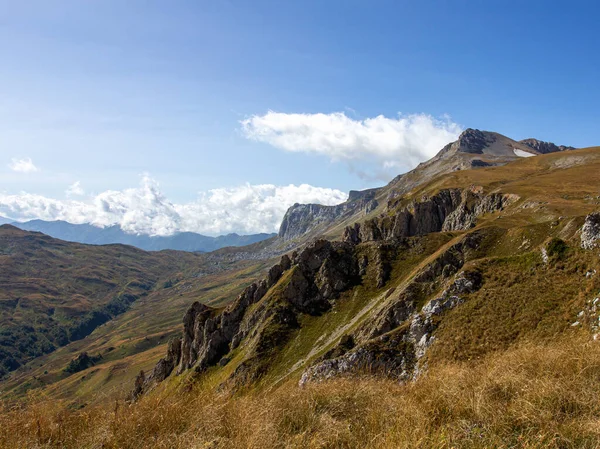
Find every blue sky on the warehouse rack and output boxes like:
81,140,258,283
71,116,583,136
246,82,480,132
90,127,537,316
0,0,598,235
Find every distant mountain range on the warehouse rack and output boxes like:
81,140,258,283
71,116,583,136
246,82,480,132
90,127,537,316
9,219,275,252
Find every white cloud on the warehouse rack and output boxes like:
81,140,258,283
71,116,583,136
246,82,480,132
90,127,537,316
66,181,85,197
8,157,39,173
241,111,462,179
0,176,347,236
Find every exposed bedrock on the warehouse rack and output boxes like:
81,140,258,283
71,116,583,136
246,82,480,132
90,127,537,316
343,188,518,244
299,264,481,386
581,212,600,250
279,188,379,241
133,240,363,395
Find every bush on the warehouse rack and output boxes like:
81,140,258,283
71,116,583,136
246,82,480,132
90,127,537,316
547,237,568,259
63,352,102,374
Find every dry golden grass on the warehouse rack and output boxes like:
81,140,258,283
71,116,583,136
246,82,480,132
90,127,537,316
3,337,600,449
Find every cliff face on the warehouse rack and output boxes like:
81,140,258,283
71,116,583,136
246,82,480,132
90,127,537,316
343,188,518,244
299,247,484,385
133,237,364,397
278,189,378,241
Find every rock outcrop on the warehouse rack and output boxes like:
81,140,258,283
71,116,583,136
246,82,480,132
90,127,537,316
441,128,496,155
278,189,379,241
133,241,362,396
343,188,518,244
277,129,571,244
581,212,600,250
299,253,484,386
520,138,575,154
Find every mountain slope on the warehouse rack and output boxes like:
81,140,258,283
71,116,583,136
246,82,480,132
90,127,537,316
12,220,275,252
0,227,277,401
137,145,600,398
2,135,600,448
0,225,212,378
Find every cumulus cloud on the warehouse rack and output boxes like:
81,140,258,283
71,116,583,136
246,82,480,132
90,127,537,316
8,157,39,173
66,181,85,197
0,176,347,236
241,111,462,179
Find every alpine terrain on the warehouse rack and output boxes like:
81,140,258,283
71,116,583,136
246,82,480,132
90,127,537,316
3,129,600,448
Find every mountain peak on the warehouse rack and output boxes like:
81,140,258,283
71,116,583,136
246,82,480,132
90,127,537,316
454,128,496,154
277,128,578,243
437,129,575,161
436,128,499,157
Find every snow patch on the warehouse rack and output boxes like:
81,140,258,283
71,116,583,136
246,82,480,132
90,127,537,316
513,148,536,158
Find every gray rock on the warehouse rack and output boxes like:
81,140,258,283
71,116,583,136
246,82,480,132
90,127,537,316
135,238,363,395
279,189,378,241
279,130,571,244
299,333,414,387
581,213,600,250
520,138,575,154
300,243,483,387
129,337,182,400
342,188,518,245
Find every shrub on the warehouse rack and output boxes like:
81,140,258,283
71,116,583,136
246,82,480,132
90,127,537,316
547,237,568,259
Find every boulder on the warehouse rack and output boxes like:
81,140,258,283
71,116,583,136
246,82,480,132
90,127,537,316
581,212,600,250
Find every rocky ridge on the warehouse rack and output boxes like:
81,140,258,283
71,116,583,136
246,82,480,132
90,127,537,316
277,129,572,244
133,238,362,397
279,189,378,241
520,138,575,154
133,186,513,397
299,264,483,385
343,188,518,244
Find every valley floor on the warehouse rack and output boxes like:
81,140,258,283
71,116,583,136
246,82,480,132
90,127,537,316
2,336,600,449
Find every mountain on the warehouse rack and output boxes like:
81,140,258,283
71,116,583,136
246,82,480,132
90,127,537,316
0,217,12,225
0,128,582,390
11,220,276,252
277,129,576,242
137,140,599,397
0,224,272,399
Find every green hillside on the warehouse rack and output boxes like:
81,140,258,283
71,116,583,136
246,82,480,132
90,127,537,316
0,226,271,400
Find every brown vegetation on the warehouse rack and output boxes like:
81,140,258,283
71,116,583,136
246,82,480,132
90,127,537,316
2,337,600,448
